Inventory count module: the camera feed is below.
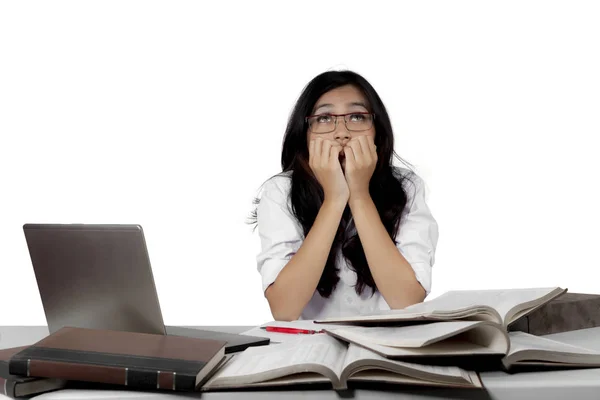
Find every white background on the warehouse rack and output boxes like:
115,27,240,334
1,1,599,326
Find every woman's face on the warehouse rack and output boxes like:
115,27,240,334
306,85,375,168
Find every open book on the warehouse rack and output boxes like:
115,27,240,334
315,287,567,329
502,331,600,370
324,321,509,358
321,321,600,371
201,334,482,391
323,321,509,370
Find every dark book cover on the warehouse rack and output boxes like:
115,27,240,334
8,326,227,392
1,346,66,398
508,292,600,335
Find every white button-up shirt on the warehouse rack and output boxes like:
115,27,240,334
255,168,439,320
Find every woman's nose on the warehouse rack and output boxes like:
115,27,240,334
334,123,350,143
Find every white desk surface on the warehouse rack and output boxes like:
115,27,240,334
3,325,600,400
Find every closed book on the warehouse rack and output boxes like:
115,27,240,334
8,326,227,392
1,346,66,398
507,293,600,335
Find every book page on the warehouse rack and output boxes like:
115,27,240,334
504,331,600,368
347,370,482,388
341,343,474,384
406,288,560,325
507,331,599,356
240,320,347,344
205,334,347,387
402,291,498,314
334,332,498,357
327,321,484,348
316,287,562,325
260,320,344,330
316,292,500,324
491,288,563,325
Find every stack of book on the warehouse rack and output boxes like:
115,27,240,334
1,326,228,398
1,346,67,398
3,287,600,396
201,287,600,391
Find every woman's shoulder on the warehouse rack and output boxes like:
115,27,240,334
256,171,293,203
261,170,292,191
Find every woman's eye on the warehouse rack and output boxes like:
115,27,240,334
317,115,332,123
349,114,365,122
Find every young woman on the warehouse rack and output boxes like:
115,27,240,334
253,70,438,321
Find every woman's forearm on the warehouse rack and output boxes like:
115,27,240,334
265,199,346,321
349,196,426,308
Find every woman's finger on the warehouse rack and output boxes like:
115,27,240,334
321,139,332,166
343,145,356,169
313,137,323,167
329,143,343,166
366,135,377,156
348,139,364,166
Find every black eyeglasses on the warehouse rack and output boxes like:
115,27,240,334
305,112,375,134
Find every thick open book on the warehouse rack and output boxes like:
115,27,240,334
201,334,482,391
324,321,509,358
502,331,600,370
315,287,567,329
322,322,600,371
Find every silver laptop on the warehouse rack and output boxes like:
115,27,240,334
22,223,269,353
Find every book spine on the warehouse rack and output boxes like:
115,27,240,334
9,358,196,391
1,376,17,398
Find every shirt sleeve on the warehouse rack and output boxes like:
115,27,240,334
255,176,304,295
395,172,439,296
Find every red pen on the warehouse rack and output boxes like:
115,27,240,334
261,326,324,334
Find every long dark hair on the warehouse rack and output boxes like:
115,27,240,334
253,70,412,298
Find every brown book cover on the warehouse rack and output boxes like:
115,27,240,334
507,292,600,335
1,346,66,398
7,326,227,392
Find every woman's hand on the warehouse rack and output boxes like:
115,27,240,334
344,135,377,203
309,137,349,205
